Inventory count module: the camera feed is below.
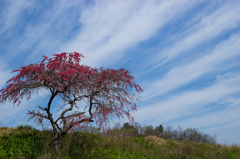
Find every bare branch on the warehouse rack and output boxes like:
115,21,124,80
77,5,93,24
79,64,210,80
38,105,46,111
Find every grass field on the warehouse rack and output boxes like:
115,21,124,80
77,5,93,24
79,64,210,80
0,125,239,159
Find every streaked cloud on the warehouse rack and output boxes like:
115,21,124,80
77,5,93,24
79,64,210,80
143,34,240,100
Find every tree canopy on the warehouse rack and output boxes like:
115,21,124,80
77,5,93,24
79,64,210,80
0,52,143,152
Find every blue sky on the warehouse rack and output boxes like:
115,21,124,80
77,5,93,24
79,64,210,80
0,0,240,146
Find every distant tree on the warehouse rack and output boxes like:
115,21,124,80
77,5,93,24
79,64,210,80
154,124,164,137
184,128,196,141
72,125,101,135
119,122,135,137
122,122,135,129
182,128,217,144
113,122,122,130
106,121,141,137
131,122,142,137
161,125,173,139
139,124,155,137
178,125,183,140
110,122,125,137
0,52,143,153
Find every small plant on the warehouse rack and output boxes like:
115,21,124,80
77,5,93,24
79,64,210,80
16,124,35,130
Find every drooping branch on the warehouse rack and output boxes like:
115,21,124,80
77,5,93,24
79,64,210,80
25,109,48,124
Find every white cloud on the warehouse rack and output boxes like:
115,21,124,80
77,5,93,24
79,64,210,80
1,1,84,63
143,34,240,100
0,59,14,89
132,72,240,124
148,1,240,71
63,0,198,68
0,0,33,34
219,97,240,107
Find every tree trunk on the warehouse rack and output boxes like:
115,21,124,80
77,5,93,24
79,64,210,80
49,131,66,153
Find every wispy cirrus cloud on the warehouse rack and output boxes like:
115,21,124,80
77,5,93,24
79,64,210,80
0,0,33,34
142,34,240,100
63,0,200,67
0,0,84,65
133,72,240,123
0,59,13,89
146,1,240,72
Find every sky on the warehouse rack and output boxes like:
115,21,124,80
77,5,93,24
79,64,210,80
0,0,239,147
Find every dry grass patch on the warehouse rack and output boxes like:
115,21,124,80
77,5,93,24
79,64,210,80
0,127,40,137
0,127,15,137
144,135,166,147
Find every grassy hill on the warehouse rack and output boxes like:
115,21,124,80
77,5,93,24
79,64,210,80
0,125,239,159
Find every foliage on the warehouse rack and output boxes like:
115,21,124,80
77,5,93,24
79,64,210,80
155,124,164,136
16,124,36,130
1,124,240,159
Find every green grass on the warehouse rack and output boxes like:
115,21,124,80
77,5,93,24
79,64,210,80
0,125,239,159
